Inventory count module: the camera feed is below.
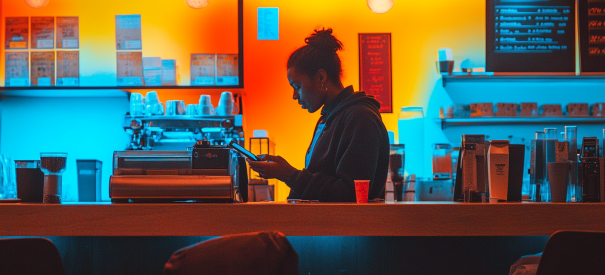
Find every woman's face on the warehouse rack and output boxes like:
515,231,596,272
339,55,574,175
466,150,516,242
287,67,324,113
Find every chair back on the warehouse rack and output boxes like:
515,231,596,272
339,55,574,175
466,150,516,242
0,238,65,275
536,230,605,275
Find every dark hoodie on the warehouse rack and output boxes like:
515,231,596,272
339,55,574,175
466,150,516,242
286,86,390,202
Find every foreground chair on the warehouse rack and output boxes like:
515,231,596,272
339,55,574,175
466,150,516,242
164,231,299,275
0,238,65,275
535,230,605,275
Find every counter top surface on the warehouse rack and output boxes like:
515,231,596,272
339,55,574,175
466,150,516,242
2,202,604,236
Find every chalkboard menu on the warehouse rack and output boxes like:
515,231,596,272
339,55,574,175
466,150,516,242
579,0,605,72
359,33,392,113
486,0,575,72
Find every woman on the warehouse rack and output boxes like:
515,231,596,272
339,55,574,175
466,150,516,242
247,28,390,202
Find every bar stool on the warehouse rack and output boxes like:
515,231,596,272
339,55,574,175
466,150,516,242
0,238,65,275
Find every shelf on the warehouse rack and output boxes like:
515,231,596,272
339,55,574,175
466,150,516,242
442,75,605,87
438,117,605,129
0,89,130,98
0,85,242,91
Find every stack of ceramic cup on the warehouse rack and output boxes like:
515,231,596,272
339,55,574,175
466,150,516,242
186,104,199,116
198,95,216,116
165,100,186,115
215,91,238,116
130,93,145,116
144,91,164,115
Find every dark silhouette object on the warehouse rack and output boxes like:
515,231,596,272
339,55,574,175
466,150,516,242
164,231,299,275
536,230,605,275
0,238,65,275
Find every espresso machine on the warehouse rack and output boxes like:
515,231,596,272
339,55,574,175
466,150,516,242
110,141,248,202
112,113,248,202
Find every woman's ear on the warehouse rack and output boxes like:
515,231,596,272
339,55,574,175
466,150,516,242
315,69,328,84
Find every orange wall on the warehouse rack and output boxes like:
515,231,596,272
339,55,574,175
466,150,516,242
2,0,486,201
242,0,485,200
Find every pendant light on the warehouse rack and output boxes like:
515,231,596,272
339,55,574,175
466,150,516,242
184,0,210,9
24,0,49,8
367,0,394,14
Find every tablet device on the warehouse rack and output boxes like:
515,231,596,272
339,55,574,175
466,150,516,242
228,140,261,161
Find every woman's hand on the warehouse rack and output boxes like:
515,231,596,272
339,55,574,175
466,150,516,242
247,155,298,183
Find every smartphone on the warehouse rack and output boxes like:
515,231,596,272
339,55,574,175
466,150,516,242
228,140,261,161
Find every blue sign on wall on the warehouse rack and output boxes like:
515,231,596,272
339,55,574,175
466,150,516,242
257,7,279,40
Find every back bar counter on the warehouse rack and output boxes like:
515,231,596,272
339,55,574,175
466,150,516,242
2,202,605,236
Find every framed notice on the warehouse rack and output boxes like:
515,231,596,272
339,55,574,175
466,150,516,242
57,51,79,86
115,14,142,50
216,54,239,86
359,33,392,113
57,17,79,49
31,52,55,86
579,0,605,72
31,17,54,49
5,52,29,86
191,54,216,86
116,52,143,86
5,17,28,49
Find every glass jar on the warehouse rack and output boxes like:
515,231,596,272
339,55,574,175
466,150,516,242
398,107,424,178
432,144,452,179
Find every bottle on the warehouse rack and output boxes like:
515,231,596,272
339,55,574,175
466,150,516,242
565,126,579,202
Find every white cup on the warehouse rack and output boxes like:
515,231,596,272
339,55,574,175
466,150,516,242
145,102,164,115
200,105,216,116
216,91,239,116
199,95,212,106
145,91,159,104
186,104,199,116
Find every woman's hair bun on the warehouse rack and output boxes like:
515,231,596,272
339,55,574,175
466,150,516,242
305,28,343,53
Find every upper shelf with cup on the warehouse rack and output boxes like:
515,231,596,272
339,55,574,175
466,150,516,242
2,0,243,90
441,75,605,88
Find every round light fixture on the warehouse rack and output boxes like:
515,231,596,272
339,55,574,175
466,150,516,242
184,0,210,9
24,0,49,8
367,0,394,14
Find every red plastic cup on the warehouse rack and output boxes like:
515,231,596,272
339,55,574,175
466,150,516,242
354,180,370,203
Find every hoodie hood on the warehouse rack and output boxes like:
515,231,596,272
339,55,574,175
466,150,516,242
320,86,382,124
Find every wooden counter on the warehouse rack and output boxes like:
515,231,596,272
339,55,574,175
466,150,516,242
1,202,604,236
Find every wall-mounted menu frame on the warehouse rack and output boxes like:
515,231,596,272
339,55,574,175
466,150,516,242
57,51,79,86
358,33,393,113
31,51,55,86
5,17,28,49
31,17,54,49
579,0,605,73
486,0,576,73
0,0,244,90
56,17,79,49
5,52,29,86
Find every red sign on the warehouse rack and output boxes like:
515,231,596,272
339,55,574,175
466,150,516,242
359,33,392,113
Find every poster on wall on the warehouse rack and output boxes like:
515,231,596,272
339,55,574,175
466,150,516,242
359,33,392,113
57,51,80,86
31,52,56,86
57,17,80,49
191,54,216,86
31,17,54,49
115,14,142,50
5,52,29,86
579,0,605,72
117,52,143,86
5,17,29,49
216,54,239,86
